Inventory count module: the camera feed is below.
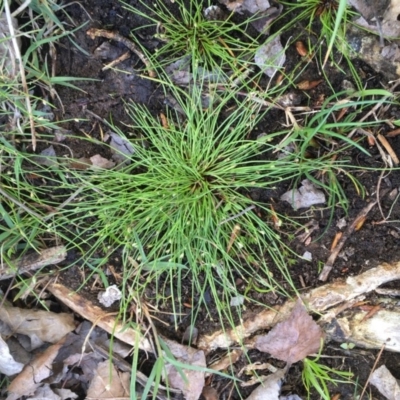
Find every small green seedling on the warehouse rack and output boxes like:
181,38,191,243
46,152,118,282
302,352,354,400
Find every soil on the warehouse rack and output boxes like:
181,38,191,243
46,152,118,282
4,0,400,399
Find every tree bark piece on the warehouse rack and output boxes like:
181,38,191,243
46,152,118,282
0,246,67,281
47,282,154,353
197,261,400,352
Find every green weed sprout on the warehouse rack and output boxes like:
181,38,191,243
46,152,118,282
302,354,353,400
121,0,260,77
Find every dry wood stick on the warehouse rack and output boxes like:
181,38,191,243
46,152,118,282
86,28,155,78
319,187,390,281
318,199,379,281
0,246,67,281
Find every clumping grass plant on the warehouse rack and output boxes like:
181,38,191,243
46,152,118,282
121,0,261,79
46,75,304,320
37,72,384,324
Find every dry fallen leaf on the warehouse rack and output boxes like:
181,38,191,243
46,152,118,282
202,386,219,400
7,337,67,400
280,179,326,210
0,336,24,376
0,306,75,349
163,338,206,400
87,360,130,398
370,365,400,400
27,384,78,400
90,154,116,169
255,300,323,364
255,35,286,78
245,369,285,400
347,0,390,20
350,0,400,37
297,79,323,90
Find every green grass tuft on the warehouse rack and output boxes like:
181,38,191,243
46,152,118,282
121,0,261,78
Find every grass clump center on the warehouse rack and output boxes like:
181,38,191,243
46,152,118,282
59,79,314,316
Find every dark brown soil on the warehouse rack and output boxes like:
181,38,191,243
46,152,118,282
5,0,400,398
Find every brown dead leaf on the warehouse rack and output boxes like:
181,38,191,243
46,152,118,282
90,154,116,169
245,369,285,400
202,386,219,400
209,349,242,372
27,384,78,400
162,338,206,400
255,300,323,364
7,336,67,400
297,79,323,90
295,41,308,57
0,306,75,349
87,360,130,398
370,365,400,400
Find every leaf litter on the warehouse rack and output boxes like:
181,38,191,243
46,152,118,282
255,300,323,365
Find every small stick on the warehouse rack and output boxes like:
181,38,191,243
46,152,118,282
377,133,399,165
86,28,155,78
102,50,130,70
359,342,385,400
227,224,241,253
318,199,379,281
0,246,67,281
219,205,256,225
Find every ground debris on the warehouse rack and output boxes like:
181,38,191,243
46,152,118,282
198,261,400,352
280,179,326,210
6,337,67,400
327,305,400,352
0,246,67,281
255,36,286,78
87,360,130,398
255,300,323,365
0,336,24,376
245,368,286,400
0,306,75,349
370,365,400,400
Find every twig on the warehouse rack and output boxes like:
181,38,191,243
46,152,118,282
47,281,154,352
318,200,377,281
0,246,67,281
86,28,155,78
219,205,256,225
102,50,130,70
198,261,400,351
359,342,385,400
318,192,388,281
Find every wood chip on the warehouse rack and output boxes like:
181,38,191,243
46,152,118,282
0,246,67,281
